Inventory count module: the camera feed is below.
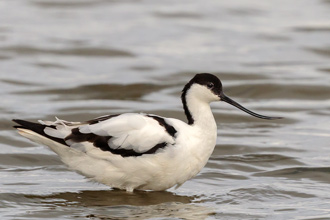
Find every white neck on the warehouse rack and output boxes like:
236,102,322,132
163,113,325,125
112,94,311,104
180,86,218,179
185,92,217,131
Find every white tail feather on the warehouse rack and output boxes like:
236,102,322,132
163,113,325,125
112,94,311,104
16,128,78,158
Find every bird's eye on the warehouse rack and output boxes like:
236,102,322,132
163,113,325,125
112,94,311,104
207,82,214,89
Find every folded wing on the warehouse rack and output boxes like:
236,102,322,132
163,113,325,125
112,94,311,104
42,113,177,157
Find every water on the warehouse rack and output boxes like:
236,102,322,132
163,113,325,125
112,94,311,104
1,0,330,219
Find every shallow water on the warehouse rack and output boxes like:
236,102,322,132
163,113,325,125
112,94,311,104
1,0,330,219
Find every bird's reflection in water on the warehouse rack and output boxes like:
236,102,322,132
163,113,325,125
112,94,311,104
24,189,215,220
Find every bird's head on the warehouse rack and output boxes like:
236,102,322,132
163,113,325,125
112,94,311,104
182,73,281,120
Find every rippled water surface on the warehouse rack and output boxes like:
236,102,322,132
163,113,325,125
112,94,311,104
1,0,330,219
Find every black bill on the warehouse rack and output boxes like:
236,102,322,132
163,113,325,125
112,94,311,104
220,94,282,120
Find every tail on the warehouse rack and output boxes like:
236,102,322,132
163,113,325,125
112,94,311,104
12,119,84,160
12,119,106,179
13,119,68,146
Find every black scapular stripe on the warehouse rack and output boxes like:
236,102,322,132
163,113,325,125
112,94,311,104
65,128,168,157
146,115,177,137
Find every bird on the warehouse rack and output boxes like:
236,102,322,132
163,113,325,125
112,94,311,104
13,73,280,192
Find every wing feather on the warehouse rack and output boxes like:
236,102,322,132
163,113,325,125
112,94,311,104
14,113,178,158
65,113,176,156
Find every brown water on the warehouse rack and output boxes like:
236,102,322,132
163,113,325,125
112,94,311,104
1,0,330,219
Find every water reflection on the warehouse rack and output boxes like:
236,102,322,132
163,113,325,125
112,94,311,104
25,190,193,206
22,190,214,220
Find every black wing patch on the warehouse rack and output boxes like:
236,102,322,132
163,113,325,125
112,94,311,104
65,128,168,157
13,119,68,146
146,115,177,137
14,114,177,158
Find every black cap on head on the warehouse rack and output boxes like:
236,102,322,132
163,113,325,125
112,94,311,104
182,73,223,97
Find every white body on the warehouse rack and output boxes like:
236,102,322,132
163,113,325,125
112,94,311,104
17,83,219,191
